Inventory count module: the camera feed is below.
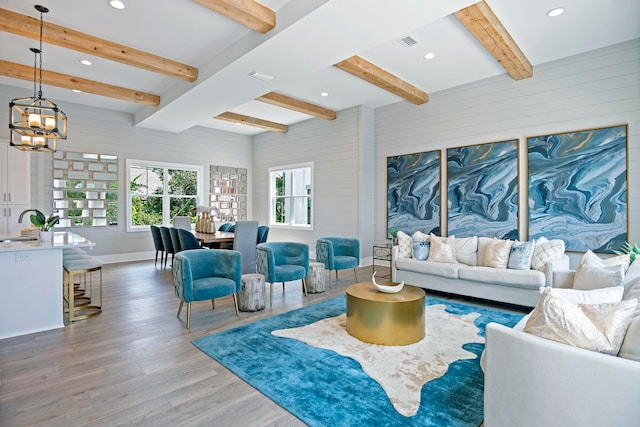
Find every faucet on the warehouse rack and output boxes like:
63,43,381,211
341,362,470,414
18,209,41,224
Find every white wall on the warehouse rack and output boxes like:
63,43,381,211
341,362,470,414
374,39,640,267
1,84,253,262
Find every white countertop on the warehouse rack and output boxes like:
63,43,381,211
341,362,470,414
0,231,94,252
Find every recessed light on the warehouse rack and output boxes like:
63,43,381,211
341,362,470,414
424,52,435,60
546,7,564,17
109,1,125,10
80,59,92,66
320,92,329,97
72,89,82,93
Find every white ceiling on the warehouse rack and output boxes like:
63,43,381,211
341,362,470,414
1,0,639,136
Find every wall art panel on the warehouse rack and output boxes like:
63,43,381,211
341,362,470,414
528,125,628,253
387,150,440,237
447,140,518,239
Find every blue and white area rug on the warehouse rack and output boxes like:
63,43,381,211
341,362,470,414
192,296,523,426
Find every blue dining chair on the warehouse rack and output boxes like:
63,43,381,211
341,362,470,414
257,225,269,244
218,222,233,232
316,237,360,288
170,227,183,253
173,249,242,329
150,225,165,267
256,242,309,306
178,228,203,250
159,226,175,268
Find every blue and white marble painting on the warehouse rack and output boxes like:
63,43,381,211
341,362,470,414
447,140,518,239
528,125,628,253
387,151,440,237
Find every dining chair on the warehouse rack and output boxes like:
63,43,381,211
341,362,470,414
159,226,175,268
233,221,259,274
256,242,309,306
170,227,183,253
257,225,269,244
218,223,233,232
150,225,165,267
178,227,203,250
316,237,360,288
173,249,242,329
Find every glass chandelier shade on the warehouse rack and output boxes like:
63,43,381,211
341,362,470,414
8,5,67,153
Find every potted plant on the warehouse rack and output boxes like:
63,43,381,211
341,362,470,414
389,228,400,246
614,242,640,263
29,210,60,242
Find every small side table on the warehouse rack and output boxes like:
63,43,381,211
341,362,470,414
306,261,325,293
372,243,393,278
238,273,265,312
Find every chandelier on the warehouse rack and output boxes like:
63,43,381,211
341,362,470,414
9,5,67,152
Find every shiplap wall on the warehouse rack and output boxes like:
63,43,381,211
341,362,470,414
252,106,375,260
0,83,253,261
374,39,640,267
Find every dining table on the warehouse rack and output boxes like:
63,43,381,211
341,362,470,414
194,231,234,248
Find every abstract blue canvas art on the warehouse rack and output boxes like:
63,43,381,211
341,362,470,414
447,140,519,239
387,150,440,237
528,125,628,253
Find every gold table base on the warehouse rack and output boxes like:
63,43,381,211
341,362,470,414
346,282,425,346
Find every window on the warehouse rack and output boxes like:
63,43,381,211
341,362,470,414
269,162,313,228
126,159,203,231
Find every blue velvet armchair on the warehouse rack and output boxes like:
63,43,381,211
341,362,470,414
256,242,309,306
316,237,360,288
173,249,242,329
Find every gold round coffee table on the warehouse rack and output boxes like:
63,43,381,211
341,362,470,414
346,282,425,346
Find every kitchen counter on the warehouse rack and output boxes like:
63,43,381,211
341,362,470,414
0,232,95,340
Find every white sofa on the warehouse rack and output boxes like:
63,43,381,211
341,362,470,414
391,236,569,307
483,259,640,427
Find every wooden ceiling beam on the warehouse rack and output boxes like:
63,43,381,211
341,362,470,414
256,92,336,120
0,60,161,107
334,55,428,105
192,0,275,34
454,0,532,80
215,112,288,132
0,8,198,82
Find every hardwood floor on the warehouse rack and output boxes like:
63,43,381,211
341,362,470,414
0,260,527,426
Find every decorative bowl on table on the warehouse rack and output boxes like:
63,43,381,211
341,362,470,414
371,271,404,294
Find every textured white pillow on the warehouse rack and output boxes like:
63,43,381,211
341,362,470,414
573,262,625,290
579,250,630,271
619,279,640,361
543,286,624,305
397,231,412,258
411,231,430,261
525,288,637,355
531,237,565,271
484,238,513,268
428,234,457,263
455,236,478,266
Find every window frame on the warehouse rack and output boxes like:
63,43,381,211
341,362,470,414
126,159,204,232
268,162,314,230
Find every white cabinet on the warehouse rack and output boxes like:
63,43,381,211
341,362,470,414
0,142,31,235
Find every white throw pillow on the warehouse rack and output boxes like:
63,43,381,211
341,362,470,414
484,238,513,269
543,286,624,305
525,288,637,355
531,237,565,271
428,234,457,264
508,240,535,270
573,262,625,290
397,231,412,258
455,236,478,266
580,250,630,271
618,279,640,361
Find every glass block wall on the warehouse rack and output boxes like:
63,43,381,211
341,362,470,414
209,165,247,222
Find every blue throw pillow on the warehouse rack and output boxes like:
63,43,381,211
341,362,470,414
412,239,430,261
508,240,534,270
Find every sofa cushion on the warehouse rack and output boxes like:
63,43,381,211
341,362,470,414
573,262,624,290
623,259,640,288
531,237,565,271
412,231,430,261
458,265,545,289
508,240,535,270
524,287,637,355
484,238,514,269
428,234,457,263
397,231,413,258
455,236,478,266
546,286,624,305
395,258,460,279
619,278,640,361
477,237,493,268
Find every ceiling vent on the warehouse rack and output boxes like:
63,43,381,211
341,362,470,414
248,70,275,82
398,35,418,47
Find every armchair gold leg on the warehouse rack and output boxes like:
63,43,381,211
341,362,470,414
186,302,192,330
233,294,239,316
177,300,184,318
354,268,359,283
302,278,308,296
